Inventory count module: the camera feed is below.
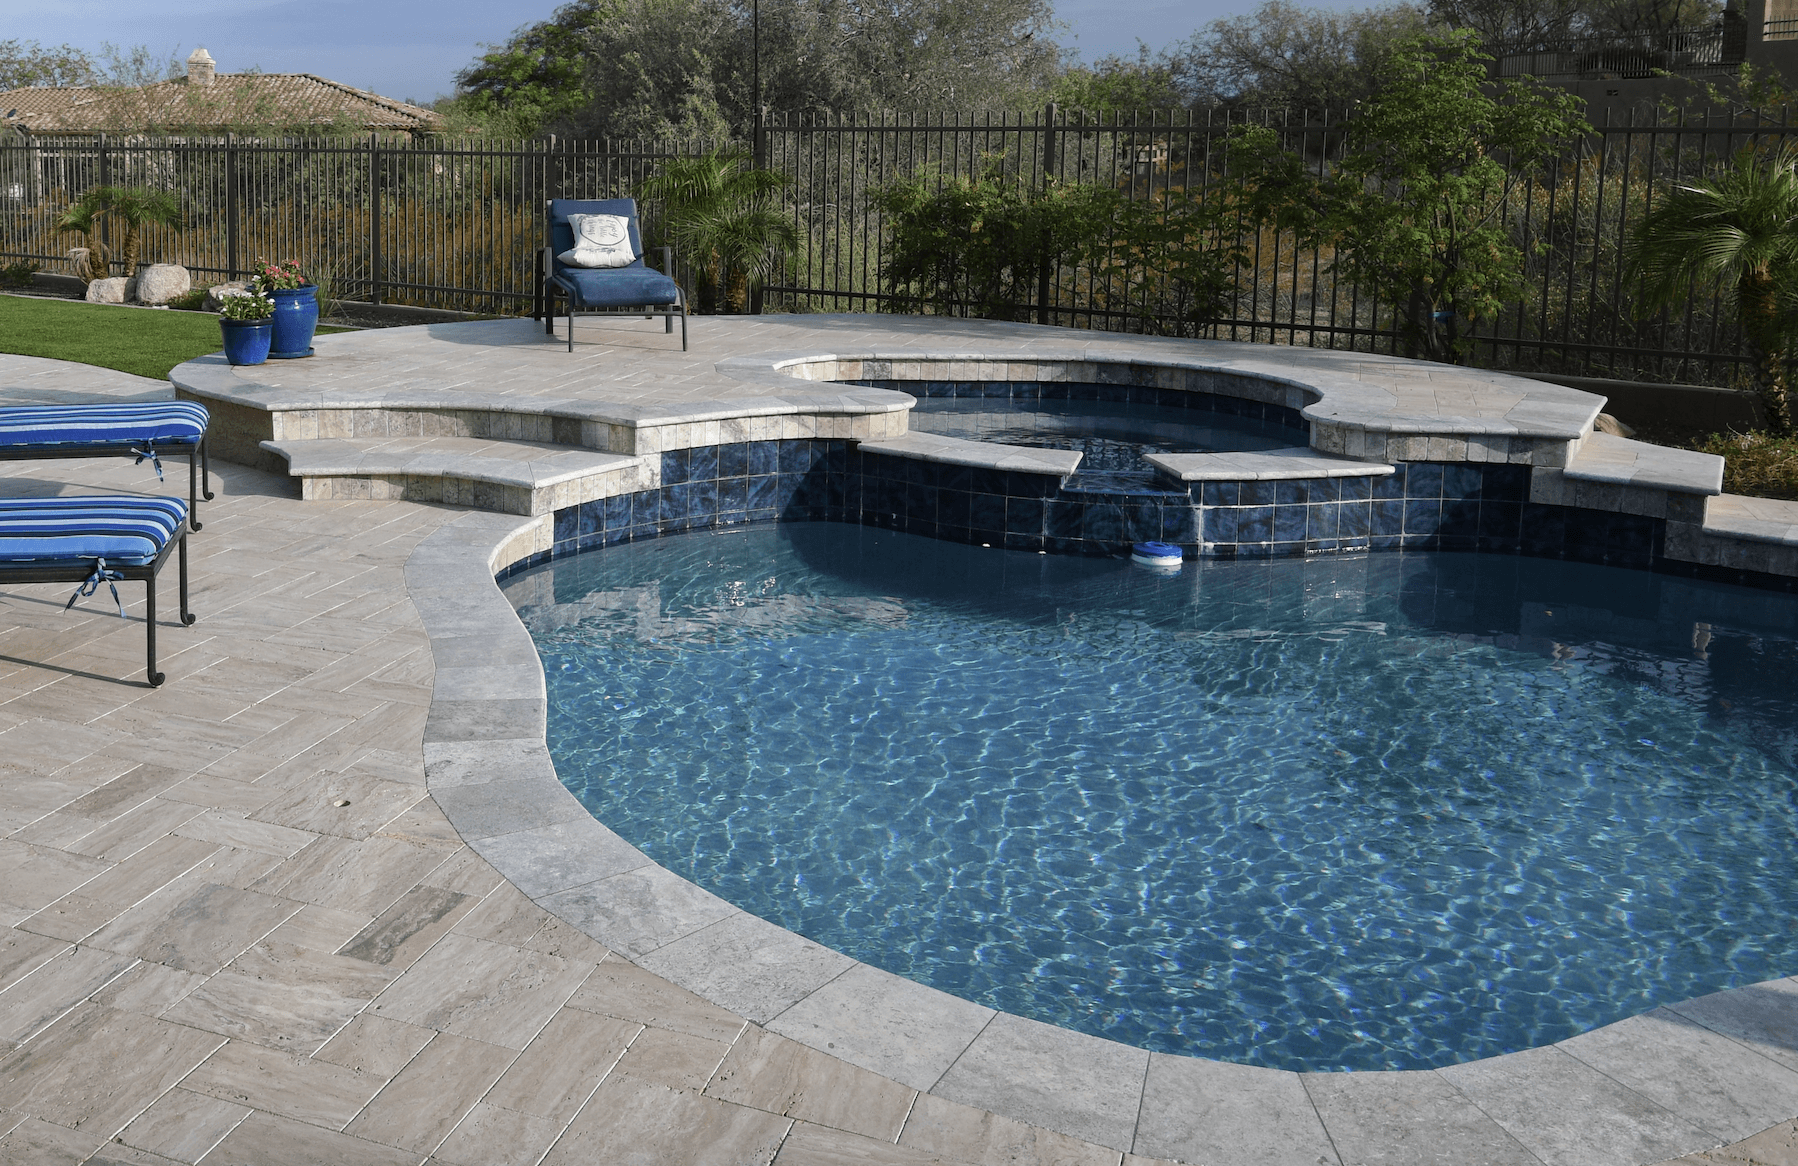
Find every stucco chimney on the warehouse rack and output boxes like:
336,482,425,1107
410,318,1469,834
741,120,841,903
187,47,215,87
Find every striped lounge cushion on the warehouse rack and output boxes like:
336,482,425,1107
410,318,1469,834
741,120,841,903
0,496,188,566
0,402,210,450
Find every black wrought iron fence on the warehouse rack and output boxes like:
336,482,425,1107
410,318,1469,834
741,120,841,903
2,110,1794,388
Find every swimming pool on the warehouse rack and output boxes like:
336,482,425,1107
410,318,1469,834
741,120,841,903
506,523,1798,1072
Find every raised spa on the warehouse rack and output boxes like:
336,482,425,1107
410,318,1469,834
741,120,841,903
506,523,1798,1073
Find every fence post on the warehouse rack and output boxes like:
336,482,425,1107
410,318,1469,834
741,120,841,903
96,132,110,272
368,132,382,305
1037,102,1058,326
224,133,239,281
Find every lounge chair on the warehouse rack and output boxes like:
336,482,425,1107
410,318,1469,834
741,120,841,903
0,495,194,686
0,402,213,530
537,198,688,352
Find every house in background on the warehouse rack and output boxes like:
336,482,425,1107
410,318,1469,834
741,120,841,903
1495,0,1798,121
0,47,442,139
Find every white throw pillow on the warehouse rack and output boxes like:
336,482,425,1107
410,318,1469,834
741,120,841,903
558,213,637,268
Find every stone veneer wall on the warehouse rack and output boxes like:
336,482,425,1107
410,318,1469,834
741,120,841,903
498,436,1798,593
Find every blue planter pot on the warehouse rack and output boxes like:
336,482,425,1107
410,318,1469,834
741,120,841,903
220,318,273,366
269,285,318,358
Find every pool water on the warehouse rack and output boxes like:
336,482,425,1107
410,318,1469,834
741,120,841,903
506,524,1798,1072
906,397,1296,477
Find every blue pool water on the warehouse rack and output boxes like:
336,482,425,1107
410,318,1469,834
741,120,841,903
505,524,1798,1071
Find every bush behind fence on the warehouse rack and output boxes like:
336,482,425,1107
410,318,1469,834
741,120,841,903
1,110,1790,387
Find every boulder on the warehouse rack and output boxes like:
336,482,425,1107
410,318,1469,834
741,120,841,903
135,264,191,305
85,277,134,304
204,281,252,312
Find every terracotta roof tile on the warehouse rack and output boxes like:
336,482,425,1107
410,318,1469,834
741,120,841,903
0,73,442,135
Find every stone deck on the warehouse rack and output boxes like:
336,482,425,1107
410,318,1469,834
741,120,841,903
0,314,1795,1165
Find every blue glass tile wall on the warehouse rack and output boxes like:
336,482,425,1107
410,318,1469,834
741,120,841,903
518,438,1697,589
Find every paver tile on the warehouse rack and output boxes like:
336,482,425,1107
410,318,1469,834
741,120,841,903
345,1030,517,1152
117,1086,252,1163
612,1022,733,1091
899,1092,1120,1166
708,1026,918,1143
566,954,747,1043
540,1072,790,1166
0,945,137,1043
775,1122,958,1166
367,931,594,1049
482,1006,639,1121
200,1110,421,1166
430,1100,561,1166
249,833,456,916
337,884,479,968
0,1116,103,1165
181,1039,386,1129
314,1013,438,1077
0,1002,225,1133
84,878,302,973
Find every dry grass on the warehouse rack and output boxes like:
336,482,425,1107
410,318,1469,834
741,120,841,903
1692,430,1798,501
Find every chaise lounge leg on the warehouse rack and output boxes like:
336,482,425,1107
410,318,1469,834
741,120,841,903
145,576,162,687
187,449,204,532
178,533,194,627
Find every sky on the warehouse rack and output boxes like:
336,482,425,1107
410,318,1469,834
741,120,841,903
6,0,1326,106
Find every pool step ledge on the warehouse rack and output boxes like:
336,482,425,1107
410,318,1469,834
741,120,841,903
1147,447,1397,481
262,435,648,515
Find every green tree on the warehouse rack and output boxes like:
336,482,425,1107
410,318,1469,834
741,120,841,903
1180,0,1428,109
1233,28,1588,360
1051,46,1188,112
638,150,799,312
448,0,612,136
57,187,183,283
0,40,99,89
1626,145,1798,434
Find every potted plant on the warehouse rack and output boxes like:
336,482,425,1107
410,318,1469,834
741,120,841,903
251,259,318,358
218,288,275,366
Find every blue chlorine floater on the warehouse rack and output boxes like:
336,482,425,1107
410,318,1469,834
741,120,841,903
1131,541,1184,568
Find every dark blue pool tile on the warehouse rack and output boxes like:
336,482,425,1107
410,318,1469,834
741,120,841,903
1443,463,1483,499
940,464,974,493
604,492,632,530
1008,497,1046,536
777,440,814,474
971,469,1007,497
1241,480,1277,507
824,441,849,476
689,479,719,519
1519,504,1566,556
1204,506,1239,543
749,506,778,526
1404,499,1443,535
1270,540,1306,557
661,448,689,484
939,489,973,529
1236,506,1273,544
1307,503,1339,540
577,499,603,536
1440,498,1480,538
1340,535,1370,551
1004,529,1045,552
688,444,719,482
747,474,777,511
1373,469,1407,500
553,507,577,545
1201,481,1239,507
1275,481,1307,506
748,441,778,476
1124,502,1162,543
1161,507,1199,544
1482,463,1531,501
1371,500,1405,537
1273,504,1309,542
719,442,749,479
1306,478,1341,503
1082,503,1124,543
980,380,1012,398
1437,533,1477,552
1401,533,1439,550
970,492,1007,534
1338,475,1373,502
1040,381,1072,402
719,476,748,514
1045,500,1084,539
1479,500,1521,539
906,482,939,520
1338,501,1371,538
577,530,606,552
1406,463,1444,499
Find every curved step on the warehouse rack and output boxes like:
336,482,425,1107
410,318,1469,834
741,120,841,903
262,436,647,515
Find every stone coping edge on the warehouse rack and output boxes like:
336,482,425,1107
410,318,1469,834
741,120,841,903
408,506,1798,1163
1148,448,1396,482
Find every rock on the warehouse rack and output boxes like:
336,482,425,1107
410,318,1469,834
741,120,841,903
204,281,251,312
85,277,134,304
135,264,191,305
1594,412,1636,438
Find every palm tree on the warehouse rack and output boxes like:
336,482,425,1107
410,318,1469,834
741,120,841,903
56,186,183,284
1627,145,1798,434
638,151,798,314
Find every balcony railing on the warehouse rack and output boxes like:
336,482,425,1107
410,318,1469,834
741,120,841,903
1496,25,1740,78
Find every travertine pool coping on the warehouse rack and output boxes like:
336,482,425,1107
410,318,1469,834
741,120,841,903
314,316,1798,1165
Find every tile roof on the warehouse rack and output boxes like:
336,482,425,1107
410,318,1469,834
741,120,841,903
0,73,443,135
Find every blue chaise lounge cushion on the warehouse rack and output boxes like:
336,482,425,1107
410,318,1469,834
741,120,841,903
0,496,188,566
0,402,210,450
547,197,680,310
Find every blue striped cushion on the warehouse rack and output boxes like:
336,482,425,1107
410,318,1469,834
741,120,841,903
0,402,210,450
0,496,187,566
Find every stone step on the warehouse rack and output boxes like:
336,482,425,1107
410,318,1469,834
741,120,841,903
1563,430,1724,494
1145,447,1395,482
1703,493,1798,547
261,436,647,516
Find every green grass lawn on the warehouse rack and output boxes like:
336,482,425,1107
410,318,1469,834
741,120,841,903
0,294,350,381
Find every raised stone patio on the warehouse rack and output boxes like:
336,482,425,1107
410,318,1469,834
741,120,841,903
1,311,1797,1165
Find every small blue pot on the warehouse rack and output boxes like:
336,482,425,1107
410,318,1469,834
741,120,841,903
220,318,273,366
269,285,318,358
